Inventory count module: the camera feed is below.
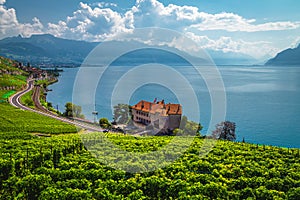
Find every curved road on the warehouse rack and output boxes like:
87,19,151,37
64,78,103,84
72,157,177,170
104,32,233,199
10,80,35,110
9,80,103,132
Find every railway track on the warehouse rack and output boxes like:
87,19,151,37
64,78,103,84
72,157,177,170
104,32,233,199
32,85,53,114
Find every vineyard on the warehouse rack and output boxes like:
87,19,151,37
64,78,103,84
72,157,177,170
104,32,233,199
0,129,299,199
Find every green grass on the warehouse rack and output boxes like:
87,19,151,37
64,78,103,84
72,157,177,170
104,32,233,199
0,90,11,102
0,90,16,103
1,90,16,99
0,103,77,134
19,89,34,107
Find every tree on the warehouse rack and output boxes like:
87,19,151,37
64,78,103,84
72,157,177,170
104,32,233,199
173,128,184,136
63,102,85,118
177,115,202,136
24,99,34,107
99,118,111,129
212,121,236,141
113,104,131,124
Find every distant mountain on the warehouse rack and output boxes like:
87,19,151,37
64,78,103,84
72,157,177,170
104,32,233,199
0,34,98,65
100,40,209,66
207,50,258,65
265,44,300,66
0,34,259,66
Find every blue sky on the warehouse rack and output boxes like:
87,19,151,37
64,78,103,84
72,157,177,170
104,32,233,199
1,0,300,59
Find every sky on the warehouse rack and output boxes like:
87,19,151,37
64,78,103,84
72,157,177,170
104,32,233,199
1,0,300,59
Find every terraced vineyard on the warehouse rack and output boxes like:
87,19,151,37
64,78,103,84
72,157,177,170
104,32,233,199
0,74,27,88
0,58,27,90
0,57,27,102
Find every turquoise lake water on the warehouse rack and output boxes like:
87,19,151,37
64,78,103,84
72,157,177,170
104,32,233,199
47,65,300,148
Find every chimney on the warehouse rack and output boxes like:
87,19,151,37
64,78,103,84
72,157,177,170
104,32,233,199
177,105,181,114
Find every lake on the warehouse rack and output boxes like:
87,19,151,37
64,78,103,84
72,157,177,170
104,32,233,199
47,65,300,148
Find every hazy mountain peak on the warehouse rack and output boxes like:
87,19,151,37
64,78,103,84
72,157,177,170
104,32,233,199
265,44,300,66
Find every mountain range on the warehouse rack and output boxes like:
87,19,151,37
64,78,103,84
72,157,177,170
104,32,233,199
0,34,298,66
0,34,98,66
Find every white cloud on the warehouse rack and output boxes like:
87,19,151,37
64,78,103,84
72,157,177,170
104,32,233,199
0,4,18,32
48,0,300,44
0,4,44,38
189,15,300,32
185,32,279,59
48,2,132,41
290,36,300,48
129,0,300,32
19,17,44,37
97,2,118,8
0,0,6,5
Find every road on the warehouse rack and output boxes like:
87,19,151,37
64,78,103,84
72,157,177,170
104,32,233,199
10,79,35,110
9,80,103,132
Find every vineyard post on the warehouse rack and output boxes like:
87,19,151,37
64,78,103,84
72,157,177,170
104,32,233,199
40,146,43,167
26,148,29,172
76,139,80,153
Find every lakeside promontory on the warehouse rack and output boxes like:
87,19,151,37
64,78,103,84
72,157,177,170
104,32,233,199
265,44,300,66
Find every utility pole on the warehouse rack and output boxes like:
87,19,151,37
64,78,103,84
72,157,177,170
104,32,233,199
92,103,98,124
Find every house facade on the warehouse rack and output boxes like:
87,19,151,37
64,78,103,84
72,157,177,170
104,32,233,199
131,99,182,131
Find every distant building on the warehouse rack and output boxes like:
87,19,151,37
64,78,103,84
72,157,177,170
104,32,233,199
131,99,182,132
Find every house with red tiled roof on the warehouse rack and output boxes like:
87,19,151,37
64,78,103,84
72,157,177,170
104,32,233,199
131,99,182,132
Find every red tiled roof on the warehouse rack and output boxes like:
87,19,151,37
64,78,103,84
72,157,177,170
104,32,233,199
166,103,182,115
132,100,182,115
133,100,151,112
